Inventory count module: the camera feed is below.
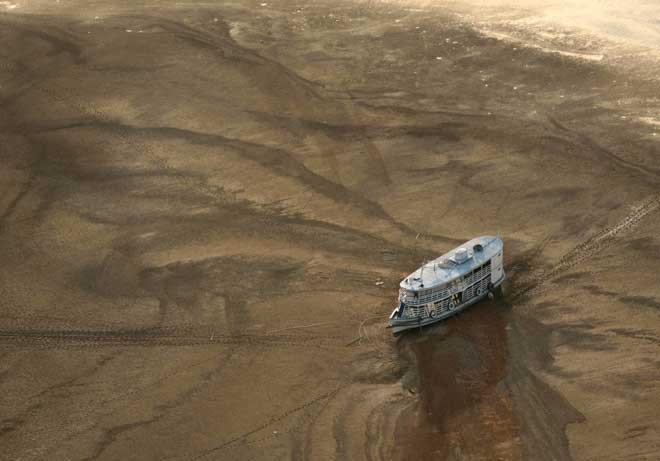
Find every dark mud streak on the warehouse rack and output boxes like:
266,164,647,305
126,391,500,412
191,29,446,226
141,203,421,266
548,116,660,182
0,94,73,231
294,105,398,187
247,110,466,141
355,100,495,119
607,328,660,346
0,175,34,229
87,63,175,73
0,417,25,437
31,119,462,244
551,272,590,284
582,284,618,297
0,104,42,231
24,354,116,404
627,236,660,254
83,349,238,460
0,402,43,439
192,386,345,459
553,323,617,352
331,411,348,460
0,353,9,382
524,187,585,200
0,18,85,64
51,167,195,183
138,250,395,336
132,16,327,100
619,295,660,310
82,417,161,461
623,425,650,440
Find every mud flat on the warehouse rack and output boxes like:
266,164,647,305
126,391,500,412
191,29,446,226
1,0,659,459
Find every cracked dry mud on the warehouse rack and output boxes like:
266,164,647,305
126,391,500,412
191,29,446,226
1,1,659,459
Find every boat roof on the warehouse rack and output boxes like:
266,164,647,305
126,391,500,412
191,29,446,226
400,236,503,292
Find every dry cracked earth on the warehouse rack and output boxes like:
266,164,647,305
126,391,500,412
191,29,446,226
1,0,659,459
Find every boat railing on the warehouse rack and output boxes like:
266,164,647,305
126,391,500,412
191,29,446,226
401,264,491,306
400,277,492,320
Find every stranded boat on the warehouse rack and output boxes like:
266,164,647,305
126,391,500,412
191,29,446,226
389,236,505,334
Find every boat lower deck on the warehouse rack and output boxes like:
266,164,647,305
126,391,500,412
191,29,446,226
389,274,505,334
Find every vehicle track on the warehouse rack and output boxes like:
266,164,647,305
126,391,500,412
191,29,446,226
514,194,660,299
0,327,348,349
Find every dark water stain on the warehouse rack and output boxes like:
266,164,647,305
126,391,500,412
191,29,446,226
582,284,618,297
390,268,594,460
552,271,590,284
0,417,25,437
626,236,660,255
392,299,517,459
619,295,660,310
523,186,585,200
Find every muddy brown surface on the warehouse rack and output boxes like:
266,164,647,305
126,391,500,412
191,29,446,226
1,0,660,459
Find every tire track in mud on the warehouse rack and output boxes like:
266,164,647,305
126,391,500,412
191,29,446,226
0,328,350,349
514,194,660,299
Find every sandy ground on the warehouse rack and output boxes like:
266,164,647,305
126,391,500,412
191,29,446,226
1,0,659,459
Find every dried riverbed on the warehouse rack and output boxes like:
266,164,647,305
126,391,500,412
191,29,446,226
1,0,659,459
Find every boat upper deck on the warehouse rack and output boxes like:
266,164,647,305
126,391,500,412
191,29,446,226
400,236,503,292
